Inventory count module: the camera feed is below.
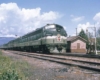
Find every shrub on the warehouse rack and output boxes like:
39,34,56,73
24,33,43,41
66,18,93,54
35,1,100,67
0,50,28,80
0,69,22,80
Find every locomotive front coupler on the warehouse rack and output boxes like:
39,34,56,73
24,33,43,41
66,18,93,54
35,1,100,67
56,45,62,52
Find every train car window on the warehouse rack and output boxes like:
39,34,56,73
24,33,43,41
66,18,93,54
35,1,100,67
34,35,36,40
31,36,33,40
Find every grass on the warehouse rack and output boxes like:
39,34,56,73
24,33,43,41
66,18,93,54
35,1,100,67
0,50,29,80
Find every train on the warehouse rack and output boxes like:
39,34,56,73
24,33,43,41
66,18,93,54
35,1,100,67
0,23,67,54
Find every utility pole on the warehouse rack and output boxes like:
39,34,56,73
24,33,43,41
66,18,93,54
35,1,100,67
94,27,97,55
76,28,77,36
87,26,97,55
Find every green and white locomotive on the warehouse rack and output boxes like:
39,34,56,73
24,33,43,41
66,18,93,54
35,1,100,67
1,24,67,53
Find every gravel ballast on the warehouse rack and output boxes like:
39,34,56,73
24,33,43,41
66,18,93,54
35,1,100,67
2,50,100,80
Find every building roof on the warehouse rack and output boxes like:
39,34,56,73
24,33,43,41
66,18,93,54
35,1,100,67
67,36,87,42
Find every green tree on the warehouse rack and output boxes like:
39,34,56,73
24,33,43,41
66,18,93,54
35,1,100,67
97,38,100,50
78,29,88,40
78,29,90,53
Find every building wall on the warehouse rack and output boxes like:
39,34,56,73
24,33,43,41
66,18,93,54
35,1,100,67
71,39,86,53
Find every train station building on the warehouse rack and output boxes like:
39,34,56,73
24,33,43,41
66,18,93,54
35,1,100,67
66,36,87,53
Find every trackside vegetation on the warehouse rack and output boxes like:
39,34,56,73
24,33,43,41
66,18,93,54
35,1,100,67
0,50,29,80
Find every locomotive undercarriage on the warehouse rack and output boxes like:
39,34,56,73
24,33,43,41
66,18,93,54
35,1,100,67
45,44,66,53
6,43,66,54
5,43,66,54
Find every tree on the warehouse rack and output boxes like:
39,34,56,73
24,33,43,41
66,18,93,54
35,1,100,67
78,29,88,40
78,29,90,53
97,38,100,50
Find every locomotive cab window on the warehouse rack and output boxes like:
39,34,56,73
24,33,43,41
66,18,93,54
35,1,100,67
44,24,67,37
56,25,67,37
56,25,62,32
44,25,56,36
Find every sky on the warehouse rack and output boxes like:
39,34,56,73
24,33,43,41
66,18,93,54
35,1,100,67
0,0,100,37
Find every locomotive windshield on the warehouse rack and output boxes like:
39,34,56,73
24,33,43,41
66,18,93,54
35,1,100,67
56,25,67,36
44,25,56,31
44,24,67,36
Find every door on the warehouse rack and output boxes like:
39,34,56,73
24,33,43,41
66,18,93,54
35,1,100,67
77,43,80,49
77,43,80,53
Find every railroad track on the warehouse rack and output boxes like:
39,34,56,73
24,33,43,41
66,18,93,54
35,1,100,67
5,50,100,73
55,53,100,59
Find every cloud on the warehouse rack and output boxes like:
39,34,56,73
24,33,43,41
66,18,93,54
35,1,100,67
71,15,85,22
76,22,99,37
0,2,61,37
71,12,100,36
93,12,100,22
93,12,100,30
77,22,94,34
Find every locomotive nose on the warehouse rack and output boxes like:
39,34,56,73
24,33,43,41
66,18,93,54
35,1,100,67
57,45,62,52
57,34,61,41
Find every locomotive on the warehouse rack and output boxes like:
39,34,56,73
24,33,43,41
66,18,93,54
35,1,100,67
1,24,67,53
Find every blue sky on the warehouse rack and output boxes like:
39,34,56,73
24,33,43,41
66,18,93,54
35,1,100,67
0,0,100,37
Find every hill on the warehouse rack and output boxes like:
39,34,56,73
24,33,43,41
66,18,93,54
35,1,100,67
0,37,15,45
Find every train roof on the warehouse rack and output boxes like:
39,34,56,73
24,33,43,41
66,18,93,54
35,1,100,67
21,23,63,38
4,23,64,43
